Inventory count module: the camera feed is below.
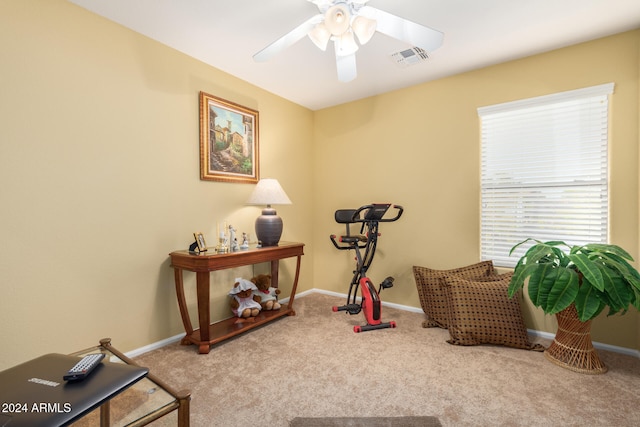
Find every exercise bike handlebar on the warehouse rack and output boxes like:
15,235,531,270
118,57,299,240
351,204,404,223
329,204,403,251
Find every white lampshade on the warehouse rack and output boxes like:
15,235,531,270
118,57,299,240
335,30,359,57
246,179,292,247
309,22,331,51
307,3,377,60
246,178,292,207
324,4,351,36
351,15,376,45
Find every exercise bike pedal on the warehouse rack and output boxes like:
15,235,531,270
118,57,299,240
332,304,362,315
380,276,395,289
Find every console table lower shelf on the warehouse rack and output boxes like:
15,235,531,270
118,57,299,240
182,307,295,348
170,242,305,354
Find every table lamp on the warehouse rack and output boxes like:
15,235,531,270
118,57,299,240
246,178,292,246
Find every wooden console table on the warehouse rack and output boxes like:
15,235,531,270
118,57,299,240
169,242,304,354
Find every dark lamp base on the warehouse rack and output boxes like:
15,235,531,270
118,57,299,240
255,207,283,247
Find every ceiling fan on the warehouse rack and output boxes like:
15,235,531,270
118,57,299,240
253,0,444,82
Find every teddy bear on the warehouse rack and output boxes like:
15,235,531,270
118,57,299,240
251,274,281,311
229,278,261,322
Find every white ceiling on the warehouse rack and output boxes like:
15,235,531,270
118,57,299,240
68,0,640,111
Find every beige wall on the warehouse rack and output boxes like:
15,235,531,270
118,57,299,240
313,30,640,350
637,35,640,352
0,0,314,369
0,1,638,370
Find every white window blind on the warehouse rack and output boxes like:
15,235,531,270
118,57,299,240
478,83,614,267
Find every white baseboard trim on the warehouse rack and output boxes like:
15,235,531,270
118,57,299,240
308,288,424,313
307,288,640,358
124,333,184,359
526,329,640,358
128,288,639,359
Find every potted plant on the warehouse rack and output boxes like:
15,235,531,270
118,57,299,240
508,238,640,374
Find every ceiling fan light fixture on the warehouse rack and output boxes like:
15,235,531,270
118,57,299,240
324,4,351,36
335,30,359,56
309,22,331,50
256,0,443,84
351,15,376,45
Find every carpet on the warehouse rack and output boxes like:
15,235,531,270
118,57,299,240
69,387,149,426
133,293,640,426
289,416,442,427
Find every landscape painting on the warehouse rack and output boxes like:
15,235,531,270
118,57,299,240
199,92,259,183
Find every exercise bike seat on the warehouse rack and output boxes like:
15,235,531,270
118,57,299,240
339,235,368,244
334,209,367,244
334,209,360,224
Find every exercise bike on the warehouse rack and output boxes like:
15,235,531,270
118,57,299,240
329,203,404,332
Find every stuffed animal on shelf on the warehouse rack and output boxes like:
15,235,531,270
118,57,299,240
229,278,261,322
251,274,281,311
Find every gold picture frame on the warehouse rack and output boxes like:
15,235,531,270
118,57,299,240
193,232,207,252
199,91,259,183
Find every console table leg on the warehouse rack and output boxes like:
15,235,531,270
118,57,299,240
196,271,211,354
287,255,302,315
270,259,279,287
174,268,194,345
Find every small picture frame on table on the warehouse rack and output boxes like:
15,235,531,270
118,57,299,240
193,232,207,252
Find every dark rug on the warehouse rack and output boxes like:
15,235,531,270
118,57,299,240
289,416,442,427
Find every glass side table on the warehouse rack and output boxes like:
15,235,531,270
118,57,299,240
68,338,190,427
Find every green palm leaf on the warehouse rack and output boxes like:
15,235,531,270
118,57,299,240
545,268,579,314
527,263,552,308
597,252,640,291
632,288,640,311
568,253,604,291
508,263,535,298
575,280,605,321
584,243,634,261
509,238,542,256
600,267,633,313
524,243,556,265
509,239,640,321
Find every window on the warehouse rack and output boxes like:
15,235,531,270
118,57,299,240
478,83,614,267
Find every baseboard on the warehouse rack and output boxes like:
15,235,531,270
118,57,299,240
124,291,312,358
128,288,639,359
526,329,640,358
307,288,640,358
124,333,184,359
308,288,424,313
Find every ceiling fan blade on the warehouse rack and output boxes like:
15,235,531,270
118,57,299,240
359,6,443,52
335,50,357,82
253,14,323,62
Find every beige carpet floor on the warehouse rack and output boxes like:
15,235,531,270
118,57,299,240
134,293,640,427
289,416,442,426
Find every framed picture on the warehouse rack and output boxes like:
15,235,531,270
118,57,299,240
199,91,259,183
193,232,207,252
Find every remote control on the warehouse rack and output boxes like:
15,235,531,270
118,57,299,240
63,353,105,381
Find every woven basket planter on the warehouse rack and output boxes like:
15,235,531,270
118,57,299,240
544,304,607,374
